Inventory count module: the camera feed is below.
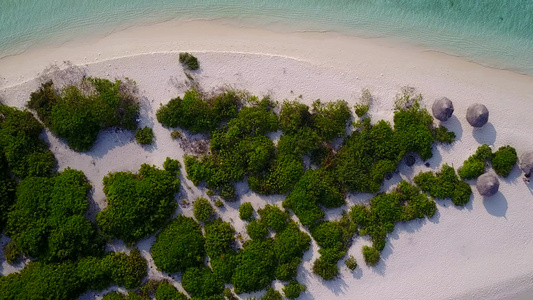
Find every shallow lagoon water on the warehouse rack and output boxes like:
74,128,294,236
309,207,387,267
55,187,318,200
1,0,532,74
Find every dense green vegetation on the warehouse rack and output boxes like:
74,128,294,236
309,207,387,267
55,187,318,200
283,280,306,299
157,89,241,133
27,79,139,151
6,168,103,262
458,144,493,179
193,197,215,223
151,215,205,274
414,164,472,206
0,249,147,300
362,246,380,266
179,52,200,70
492,145,518,177
135,126,154,145
239,202,255,221
345,255,358,271
351,181,436,265
96,159,180,244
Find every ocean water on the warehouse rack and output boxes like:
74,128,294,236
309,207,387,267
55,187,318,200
1,0,532,74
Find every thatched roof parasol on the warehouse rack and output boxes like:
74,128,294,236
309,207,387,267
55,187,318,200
519,151,533,175
432,97,454,121
476,173,499,197
466,103,489,127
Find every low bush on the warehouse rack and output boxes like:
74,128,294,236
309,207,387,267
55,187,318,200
345,255,357,271
239,202,255,221
312,257,339,280
283,280,306,299
151,215,206,273
458,144,492,179
96,161,180,244
214,199,224,207
362,246,380,266
247,220,269,241
181,267,225,298
139,280,188,300
414,164,472,206
135,126,154,145
434,125,456,144
354,103,369,118
28,79,139,151
6,168,102,262
232,239,276,294
179,52,200,70
261,287,283,300
3,241,21,264
257,204,290,232
492,145,518,177
193,197,215,223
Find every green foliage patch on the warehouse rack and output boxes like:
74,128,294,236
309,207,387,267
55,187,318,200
362,246,380,266
28,79,139,151
414,164,472,206
97,161,180,244
239,202,255,221
135,126,154,145
458,144,492,179
193,197,215,223
179,52,200,70
492,145,518,177
283,280,306,299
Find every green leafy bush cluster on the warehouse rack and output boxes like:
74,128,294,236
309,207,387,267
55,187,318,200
0,249,147,300
284,168,344,226
434,125,456,143
362,245,380,266
492,145,518,177
310,213,356,280
28,79,139,151
0,151,16,233
136,279,188,300
414,164,472,206
151,215,206,274
182,267,224,298
283,280,306,299
97,160,180,244
458,144,493,179
261,287,283,300
135,126,154,145
193,197,215,223
185,98,278,199
239,202,255,221
179,52,200,70
0,105,55,179
156,89,241,133
204,219,237,283
345,255,358,270
350,181,436,254
5,168,102,262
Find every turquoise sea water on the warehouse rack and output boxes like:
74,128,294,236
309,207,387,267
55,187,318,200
1,1,532,74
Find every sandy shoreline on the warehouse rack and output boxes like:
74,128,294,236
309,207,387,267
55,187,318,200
1,19,533,300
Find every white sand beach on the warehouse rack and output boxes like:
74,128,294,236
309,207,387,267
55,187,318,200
1,19,533,299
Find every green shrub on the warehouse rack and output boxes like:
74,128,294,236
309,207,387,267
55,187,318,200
311,100,351,142
257,204,290,232
6,168,102,262
214,199,224,207
0,151,16,233
458,144,492,179
157,89,241,133
434,125,456,144
492,145,517,177
170,130,182,139
204,219,236,257
181,267,224,298
414,164,472,206
362,246,380,266
135,126,154,145
312,257,339,280
275,258,301,281
179,52,200,70
273,222,311,266
261,287,283,300
194,197,215,223
96,162,179,244
102,249,147,289
3,241,21,264
155,281,188,300
163,157,181,175
239,202,255,221
102,292,128,300
345,255,357,270
283,280,306,299
247,220,269,241
224,287,239,300
279,101,311,134
151,215,206,273
232,240,276,294
28,79,139,151
354,103,369,118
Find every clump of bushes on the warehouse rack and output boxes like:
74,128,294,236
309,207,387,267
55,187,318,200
151,215,206,273
157,89,241,133
204,219,237,283
27,78,139,151
6,168,103,262
179,52,199,70
283,280,306,299
247,220,269,240
492,145,518,177
96,160,180,244
135,126,154,145
0,150,16,233
354,88,372,118
345,255,358,270
434,125,456,143
0,249,147,299
193,197,215,223
351,181,436,252
3,241,21,264
414,164,472,206
262,287,283,300
139,280,188,300
239,202,255,221
362,246,380,266
458,144,493,179
181,267,224,298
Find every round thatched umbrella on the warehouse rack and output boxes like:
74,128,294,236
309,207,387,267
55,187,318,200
466,103,489,127
432,97,454,121
519,151,533,175
476,173,499,197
